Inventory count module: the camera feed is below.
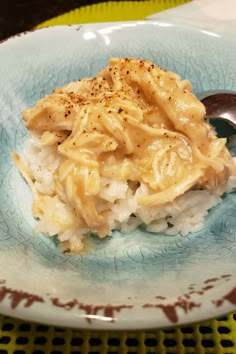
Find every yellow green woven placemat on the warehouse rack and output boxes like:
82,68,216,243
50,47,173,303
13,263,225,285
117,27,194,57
0,313,236,353
36,0,190,28
2,0,236,353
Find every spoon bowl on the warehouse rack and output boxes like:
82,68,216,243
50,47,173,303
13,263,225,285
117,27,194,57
200,92,236,128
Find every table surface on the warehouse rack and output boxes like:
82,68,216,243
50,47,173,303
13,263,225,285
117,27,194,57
0,0,98,40
0,0,236,353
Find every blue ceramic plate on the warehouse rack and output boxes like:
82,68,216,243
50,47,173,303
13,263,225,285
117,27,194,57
0,22,236,329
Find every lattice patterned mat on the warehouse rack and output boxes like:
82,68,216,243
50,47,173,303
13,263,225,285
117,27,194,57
0,313,235,353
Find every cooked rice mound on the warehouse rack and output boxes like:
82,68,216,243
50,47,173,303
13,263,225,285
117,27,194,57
13,58,236,253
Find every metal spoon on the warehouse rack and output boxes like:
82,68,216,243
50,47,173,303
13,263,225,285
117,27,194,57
199,92,236,128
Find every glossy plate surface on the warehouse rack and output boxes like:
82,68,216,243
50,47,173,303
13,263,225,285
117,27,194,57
0,22,236,329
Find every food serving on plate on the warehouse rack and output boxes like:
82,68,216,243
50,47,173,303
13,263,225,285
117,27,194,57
12,57,236,253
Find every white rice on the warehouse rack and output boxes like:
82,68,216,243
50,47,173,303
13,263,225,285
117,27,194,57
22,134,236,251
